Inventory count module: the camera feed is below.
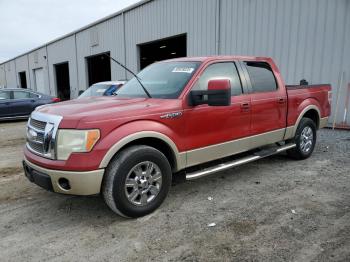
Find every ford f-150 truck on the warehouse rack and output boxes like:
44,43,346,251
23,56,331,217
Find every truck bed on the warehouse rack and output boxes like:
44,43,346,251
286,84,331,127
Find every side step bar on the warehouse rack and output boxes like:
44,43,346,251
186,143,296,180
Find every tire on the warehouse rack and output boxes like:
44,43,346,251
287,117,317,160
102,145,172,218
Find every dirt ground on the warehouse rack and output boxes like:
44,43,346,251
0,121,349,262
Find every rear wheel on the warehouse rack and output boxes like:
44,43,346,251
102,145,172,218
287,117,317,160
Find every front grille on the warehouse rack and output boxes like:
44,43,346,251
30,118,46,131
27,120,46,155
28,141,44,154
26,112,62,159
36,133,44,141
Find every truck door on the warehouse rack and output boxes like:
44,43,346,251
242,61,287,142
183,61,251,167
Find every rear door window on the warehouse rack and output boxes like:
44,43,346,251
29,92,40,98
192,62,243,96
0,90,11,100
244,62,277,93
13,91,31,99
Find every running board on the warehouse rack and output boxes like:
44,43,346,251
186,143,296,180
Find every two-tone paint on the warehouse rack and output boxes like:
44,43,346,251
23,56,331,195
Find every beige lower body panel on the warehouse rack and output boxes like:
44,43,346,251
185,116,328,169
283,126,295,140
24,157,104,195
177,152,187,171
319,117,329,128
282,117,329,141
186,128,286,168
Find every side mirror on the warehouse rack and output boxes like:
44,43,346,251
189,79,231,106
78,90,84,96
207,79,231,106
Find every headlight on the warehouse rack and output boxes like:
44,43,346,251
56,129,100,160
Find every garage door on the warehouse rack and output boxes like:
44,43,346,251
34,68,45,94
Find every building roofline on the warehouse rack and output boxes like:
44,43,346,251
0,0,152,65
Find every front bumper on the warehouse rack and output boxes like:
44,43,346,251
23,157,105,195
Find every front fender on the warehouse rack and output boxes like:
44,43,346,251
97,120,186,171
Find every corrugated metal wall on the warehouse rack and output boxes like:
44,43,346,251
15,55,30,88
219,0,350,125
4,60,17,88
76,15,125,90
27,47,51,94
47,35,78,97
0,0,349,125
0,64,7,88
124,0,217,76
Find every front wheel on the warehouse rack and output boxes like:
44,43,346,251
102,145,172,218
287,117,317,160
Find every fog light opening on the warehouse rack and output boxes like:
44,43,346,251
58,178,71,190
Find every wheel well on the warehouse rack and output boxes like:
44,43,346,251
303,109,320,128
118,137,177,171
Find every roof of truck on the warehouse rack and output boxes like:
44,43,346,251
162,56,273,63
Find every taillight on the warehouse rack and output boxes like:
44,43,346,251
52,97,61,103
328,91,332,104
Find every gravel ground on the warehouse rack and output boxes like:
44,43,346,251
0,121,349,262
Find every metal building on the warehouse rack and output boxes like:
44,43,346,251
0,0,349,126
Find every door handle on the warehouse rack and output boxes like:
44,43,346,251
277,98,286,104
240,102,250,111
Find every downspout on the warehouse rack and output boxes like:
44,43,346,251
14,60,18,88
215,0,221,55
27,55,31,89
122,12,127,79
74,33,80,97
45,45,52,95
3,65,7,88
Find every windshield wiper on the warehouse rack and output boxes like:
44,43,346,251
103,53,152,98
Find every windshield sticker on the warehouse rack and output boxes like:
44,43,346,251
96,89,106,93
172,67,195,74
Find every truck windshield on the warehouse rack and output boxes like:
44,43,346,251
116,61,201,99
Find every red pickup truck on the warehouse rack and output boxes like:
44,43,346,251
23,56,331,217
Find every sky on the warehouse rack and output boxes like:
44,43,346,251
0,0,140,63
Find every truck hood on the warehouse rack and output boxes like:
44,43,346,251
37,96,174,126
